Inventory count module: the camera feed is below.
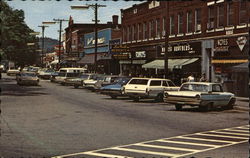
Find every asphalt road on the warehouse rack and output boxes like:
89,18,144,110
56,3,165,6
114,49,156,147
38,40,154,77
0,74,248,158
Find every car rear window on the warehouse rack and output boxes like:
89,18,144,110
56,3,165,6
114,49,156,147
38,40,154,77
129,79,148,85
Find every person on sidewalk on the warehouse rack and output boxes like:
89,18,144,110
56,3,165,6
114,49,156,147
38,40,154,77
187,74,195,82
199,73,207,82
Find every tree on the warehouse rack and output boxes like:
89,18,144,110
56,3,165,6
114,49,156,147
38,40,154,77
0,1,40,67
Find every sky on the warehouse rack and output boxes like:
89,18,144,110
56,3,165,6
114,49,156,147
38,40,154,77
7,0,143,40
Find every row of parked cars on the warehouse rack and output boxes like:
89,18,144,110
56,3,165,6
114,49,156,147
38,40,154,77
8,66,236,112
49,67,236,112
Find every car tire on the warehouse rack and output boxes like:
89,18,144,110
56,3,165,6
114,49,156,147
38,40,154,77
110,95,117,99
155,93,164,102
199,103,213,112
224,98,235,110
175,104,182,111
132,97,139,102
74,85,79,89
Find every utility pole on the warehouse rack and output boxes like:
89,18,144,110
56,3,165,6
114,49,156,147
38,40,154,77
71,3,106,73
38,25,49,67
53,19,68,69
164,2,169,78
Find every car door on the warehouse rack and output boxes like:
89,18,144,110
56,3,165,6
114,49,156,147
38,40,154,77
148,80,162,97
211,84,228,106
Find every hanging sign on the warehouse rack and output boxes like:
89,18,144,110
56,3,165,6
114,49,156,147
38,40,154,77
236,36,247,51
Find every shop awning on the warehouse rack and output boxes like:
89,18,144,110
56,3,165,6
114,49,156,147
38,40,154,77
142,58,199,70
211,59,248,64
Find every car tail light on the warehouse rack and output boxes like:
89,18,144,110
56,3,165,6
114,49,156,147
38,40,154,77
195,95,200,99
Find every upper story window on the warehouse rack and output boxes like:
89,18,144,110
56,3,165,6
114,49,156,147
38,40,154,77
133,8,137,14
123,27,126,42
227,2,234,26
208,6,215,29
239,0,247,24
129,26,132,41
156,18,160,38
162,17,166,36
195,8,201,32
149,20,154,38
178,13,183,34
149,1,160,9
143,22,147,39
137,23,140,40
132,25,135,41
170,15,175,35
217,4,224,28
187,11,192,33
127,26,130,41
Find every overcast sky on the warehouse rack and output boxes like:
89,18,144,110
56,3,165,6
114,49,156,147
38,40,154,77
7,0,142,40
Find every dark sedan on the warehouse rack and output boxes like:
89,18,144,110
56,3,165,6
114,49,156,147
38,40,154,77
100,77,131,99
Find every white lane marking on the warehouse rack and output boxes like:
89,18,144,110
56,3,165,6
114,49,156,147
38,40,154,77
177,136,236,143
134,143,200,152
173,140,249,158
235,126,249,129
211,130,250,136
112,147,180,157
223,128,250,133
157,139,219,147
197,133,249,139
84,151,132,158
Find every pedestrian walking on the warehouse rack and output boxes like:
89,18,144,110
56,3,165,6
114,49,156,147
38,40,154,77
199,73,207,82
187,74,195,82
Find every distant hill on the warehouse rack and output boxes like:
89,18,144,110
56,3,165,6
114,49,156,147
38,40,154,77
38,37,59,53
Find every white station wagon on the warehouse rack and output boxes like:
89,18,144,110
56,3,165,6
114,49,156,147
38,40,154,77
164,82,236,111
123,78,179,102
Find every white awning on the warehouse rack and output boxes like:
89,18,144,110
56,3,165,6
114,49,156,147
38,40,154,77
142,58,199,70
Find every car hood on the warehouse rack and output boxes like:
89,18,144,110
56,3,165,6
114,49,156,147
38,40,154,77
101,84,122,90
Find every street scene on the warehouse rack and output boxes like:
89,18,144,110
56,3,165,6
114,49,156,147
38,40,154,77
0,1,249,158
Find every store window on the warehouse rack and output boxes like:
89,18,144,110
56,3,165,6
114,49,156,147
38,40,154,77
227,2,234,26
187,11,192,33
156,18,160,38
178,13,183,34
208,6,215,29
195,9,201,32
170,15,175,35
239,0,247,24
217,5,224,28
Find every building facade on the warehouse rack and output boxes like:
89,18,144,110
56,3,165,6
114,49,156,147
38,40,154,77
121,0,249,96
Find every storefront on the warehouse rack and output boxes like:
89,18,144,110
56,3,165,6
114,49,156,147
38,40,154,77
212,35,249,96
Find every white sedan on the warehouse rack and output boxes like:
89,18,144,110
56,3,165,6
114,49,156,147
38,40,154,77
164,82,236,111
16,72,39,86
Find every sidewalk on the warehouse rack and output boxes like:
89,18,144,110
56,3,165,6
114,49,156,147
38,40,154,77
235,97,249,111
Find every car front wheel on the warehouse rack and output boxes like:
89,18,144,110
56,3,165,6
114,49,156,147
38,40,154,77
175,104,182,111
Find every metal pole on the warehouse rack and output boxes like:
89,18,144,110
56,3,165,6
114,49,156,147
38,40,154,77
164,2,169,79
41,26,45,67
94,3,98,73
58,20,62,68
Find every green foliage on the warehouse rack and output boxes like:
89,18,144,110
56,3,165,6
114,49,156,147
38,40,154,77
0,1,40,66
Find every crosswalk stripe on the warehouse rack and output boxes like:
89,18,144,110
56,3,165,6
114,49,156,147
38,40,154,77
157,139,219,147
197,133,249,139
178,136,236,143
84,151,131,158
134,143,199,152
223,129,250,133
211,130,250,136
112,147,180,157
235,126,249,129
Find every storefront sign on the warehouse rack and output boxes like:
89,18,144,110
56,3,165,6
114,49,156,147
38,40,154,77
113,53,131,60
215,38,229,52
165,42,201,57
135,51,146,58
110,45,130,53
236,36,247,51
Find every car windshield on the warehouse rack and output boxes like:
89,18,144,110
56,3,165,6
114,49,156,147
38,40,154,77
21,73,36,77
114,78,131,85
180,84,209,92
129,79,148,85
89,75,98,80
46,69,55,72
66,73,79,77
58,72,66,76
79,74,90,79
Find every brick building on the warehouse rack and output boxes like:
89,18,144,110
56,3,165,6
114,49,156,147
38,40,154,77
120,0,249,96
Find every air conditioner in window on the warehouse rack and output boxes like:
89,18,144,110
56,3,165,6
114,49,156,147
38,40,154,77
196,24,201,31
162,30,166,36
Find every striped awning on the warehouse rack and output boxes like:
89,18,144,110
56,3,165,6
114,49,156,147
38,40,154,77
211,59,248,64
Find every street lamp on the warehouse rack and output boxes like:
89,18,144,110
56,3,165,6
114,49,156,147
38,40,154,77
38,25,49,67
71,3,106,73
43,19,68,69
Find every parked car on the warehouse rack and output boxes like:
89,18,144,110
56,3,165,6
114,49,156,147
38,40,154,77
123,78,179,102
16,72,39,86
64,73,91,88
82,74,105,90
164,82,236,111
28,66,40,73
38,68,55,79
50,71,59,82
100,77,131,99
94,75,121,90
55,72,80,85
7,68,20,76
